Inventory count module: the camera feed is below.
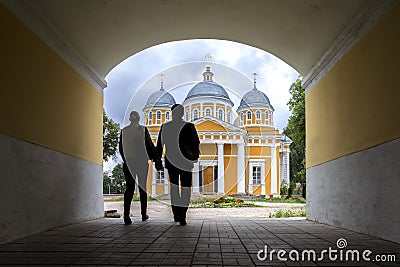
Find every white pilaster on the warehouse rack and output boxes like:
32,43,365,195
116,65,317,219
237,143,245,194
217,143,224,193
151,164,156,196
213,103,217,117
261,163,266,196
270,144,278,196
193,162,200,193
286,150,290,185
164,167,169,194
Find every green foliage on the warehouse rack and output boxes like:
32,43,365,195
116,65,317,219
103,110,120,161
283,78,306,198
268,208,306,218
252,197,306,204
103,163,126,194
189,195,256,208
280,180,288,196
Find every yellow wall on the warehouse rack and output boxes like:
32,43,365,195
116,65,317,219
0,5,103,165
196,121,226,131
306,3,400,168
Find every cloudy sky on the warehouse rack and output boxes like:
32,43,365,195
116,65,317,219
104,39,299,131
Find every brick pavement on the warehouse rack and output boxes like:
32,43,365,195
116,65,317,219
0,216,398,266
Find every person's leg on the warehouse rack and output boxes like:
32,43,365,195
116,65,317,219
123,162,135,224
168,167,180,222
179,170,193,225
137,166,149,221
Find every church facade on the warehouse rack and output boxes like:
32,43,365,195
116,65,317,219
143,62,291,197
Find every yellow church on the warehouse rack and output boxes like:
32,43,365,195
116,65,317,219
143,61,291,197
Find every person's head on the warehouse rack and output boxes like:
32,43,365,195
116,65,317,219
129,111,140,123
171,104,184,120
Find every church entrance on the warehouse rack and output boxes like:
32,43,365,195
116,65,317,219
199,164,218,193
203,166,214,193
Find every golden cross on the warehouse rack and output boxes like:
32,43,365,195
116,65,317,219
205,53,212,67
160,73,164,82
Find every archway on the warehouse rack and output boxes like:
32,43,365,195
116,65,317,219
1,1,399,245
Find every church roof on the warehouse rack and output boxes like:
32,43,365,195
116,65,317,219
184,65,233,106
237,79,274,111
144,81,176,109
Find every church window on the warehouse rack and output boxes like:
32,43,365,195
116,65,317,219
185,112,189,121
148,111,153,121
247,111,252,120
218,109,224,120
193,109,199,120
240,112,244,121
156,110,161,120
156,168,164,184
256,110,261,120
227,111,231,123
265,111,269,124
252,166,261,184
166,111,170,120
205,108,211,116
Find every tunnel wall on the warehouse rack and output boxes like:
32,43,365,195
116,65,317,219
306,3,400,243
0,5,103,244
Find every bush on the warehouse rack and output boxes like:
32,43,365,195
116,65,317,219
268,208,306,218
280,180,288,196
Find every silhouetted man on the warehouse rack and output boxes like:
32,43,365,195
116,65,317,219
119,111,161,224
157,104,200,225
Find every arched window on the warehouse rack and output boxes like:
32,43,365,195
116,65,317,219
156,110,161,120
218,109,224,121
205,108,211,117
247,111,252,120
256,110,261,120
166,111,170,120
240,112,244,122
148,111,153,121
185,112,189,121
227,111,231,123
265,111,269,124
193,109,199,120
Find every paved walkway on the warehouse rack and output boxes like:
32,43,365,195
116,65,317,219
0,205,399,266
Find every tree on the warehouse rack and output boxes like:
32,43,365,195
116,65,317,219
283,78,306,198
103,173,113,195
103,110,120,161
111,163,126,194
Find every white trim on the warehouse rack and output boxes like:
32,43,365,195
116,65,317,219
237,143,245,194
270,144,278,196
217,143,225,193
193,162,200,193
303,0,397,93
164,168,169,194
0,0,107,92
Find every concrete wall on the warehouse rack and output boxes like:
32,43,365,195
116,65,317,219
306,3,400,243
0,5,103,243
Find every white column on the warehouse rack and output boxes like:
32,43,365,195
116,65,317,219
213,103,217,117
261,163,266,196
164,168,169,194
151,164,157,196
237,143,245,194
270,144,278,196
200,103,203,117
217,143,224,193
193,162,200,193
286,150,290,185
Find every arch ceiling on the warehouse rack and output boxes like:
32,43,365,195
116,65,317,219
3,0,373,82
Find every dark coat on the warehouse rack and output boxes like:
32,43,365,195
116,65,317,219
119,123,158,164
157,119,200,171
